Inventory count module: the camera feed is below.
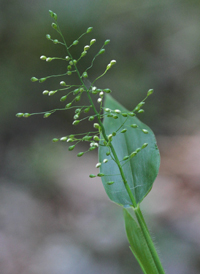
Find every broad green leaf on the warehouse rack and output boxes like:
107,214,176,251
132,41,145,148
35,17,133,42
99,94,160,206
123,209,159,274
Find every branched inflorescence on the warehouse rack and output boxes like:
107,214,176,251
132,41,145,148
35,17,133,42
16,10,153,183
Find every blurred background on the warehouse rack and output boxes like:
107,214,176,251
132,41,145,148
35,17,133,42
1,0,200,273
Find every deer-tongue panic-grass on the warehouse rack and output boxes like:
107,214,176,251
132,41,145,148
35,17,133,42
16,10,165,274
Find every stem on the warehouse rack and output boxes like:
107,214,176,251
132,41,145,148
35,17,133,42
57,22,165,274
134,205,165,274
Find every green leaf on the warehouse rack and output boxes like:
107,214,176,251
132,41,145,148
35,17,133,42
123,209,159,274
99,94,160,206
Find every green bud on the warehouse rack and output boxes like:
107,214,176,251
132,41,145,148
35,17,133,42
130,124,138,128
122,113,128,117
123,156,129,161
53,12,57,20
81,51,87,57
147,89,154,96
113,115,118,119
75,95,81,102
97,173,105,177
89,174,96,178
121,129,127,133
31,77,38,82
98,49,105,55
110,60,116,66
48,90,57,96
90,39,96,46
40,55,46,60
42,90,49,95
82,72,88,78
68,145,75,151
104,108,111,112
107,181,115,185
51,23,57,30
65,103,72,108
53,39,59,44
106,151,110,156
60,81,66,86
74,114,79,120
16,113,24,117
75,108,81,113
89,146,96,151
67,71,72,76
73,59,77,65
67,65,72,70
52,138,59,142
67,138,74,142
60,137,68,141
73,40,79,45
84,45,90,51
97,98,102,103
130,151,137,157
128,112,135,116
104,39,110,45
108,134,113,140
87,27,93,33
46,34,51,40
49,10,54,17
23,113,30,118
73,120,80,125
46,57,53,62
43,112,51,118
103,88,111,93
96,163,101,168
135,148,141,153
93,135,100,141
142,129,149,134
65,56,70,61
142,143,148,149
83,136,93,141
103,159,108,163
39,78,47,83
112,132,116,136
84,107,90,113
60,95,67,102
79,88,84,92
77,152,84,157
138,109,144,113
73,88,80,95
114,109,121,114
93,123,100,129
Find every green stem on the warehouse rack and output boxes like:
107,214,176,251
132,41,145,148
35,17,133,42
58,22,165,274
134,205,165,274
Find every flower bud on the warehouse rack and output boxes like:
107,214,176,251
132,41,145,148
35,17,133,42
60,95,67,102
77,152,84,157
138,109,144,113
73,40,79,45
103,159,108,163
110,60,116,66
53,39,59,44
60,137,68,141
84,45,90,51
75,95,81,102
93,135,100,141
81,51,87,57
121,129,127,133
89,146,96,151
105,108,111,112
99,91,104,97
48,90,57,96
131,124,138,128
128,112,135,116
147,89,154,96
60,81,66,86
43,112,51,118
106,151,110,156
104,39,110,45
67,65,72,70
39,78,47,83
123,156,129,161
67,138,74,142
136,148,141,153
90,39,96,46
73,88,80,95
98,49,105,55
65,56,70,61
93,123,100,129
68,145,75,151
114,109,121,114
97,98,102,103
42,90,49,95
87,27,93,33
96,163,101,168
83,136,93,141
112,132,116,136
52,138,59,142
74,114,79,120
89,174,96,178
51,23,57,30
130,152,137,157
107,64,111,70
97,173,105,177
31,77,38,82
84,107,90,113
46,57,53,62
40,55,46,60
16,113,24,117
46,34,51,40
107,181,115,185
108,134,113,141
142,143,148,149
90,142,99,148
82,72,88,78
75,108,81,113
142,129,149,134
103,89,111,93
122,113,128,117
113,115,118,119
23,113,30,118
67,71,72,75
49,10,57,20
88,116,94,121
65,103,72,108
73,120,80,125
